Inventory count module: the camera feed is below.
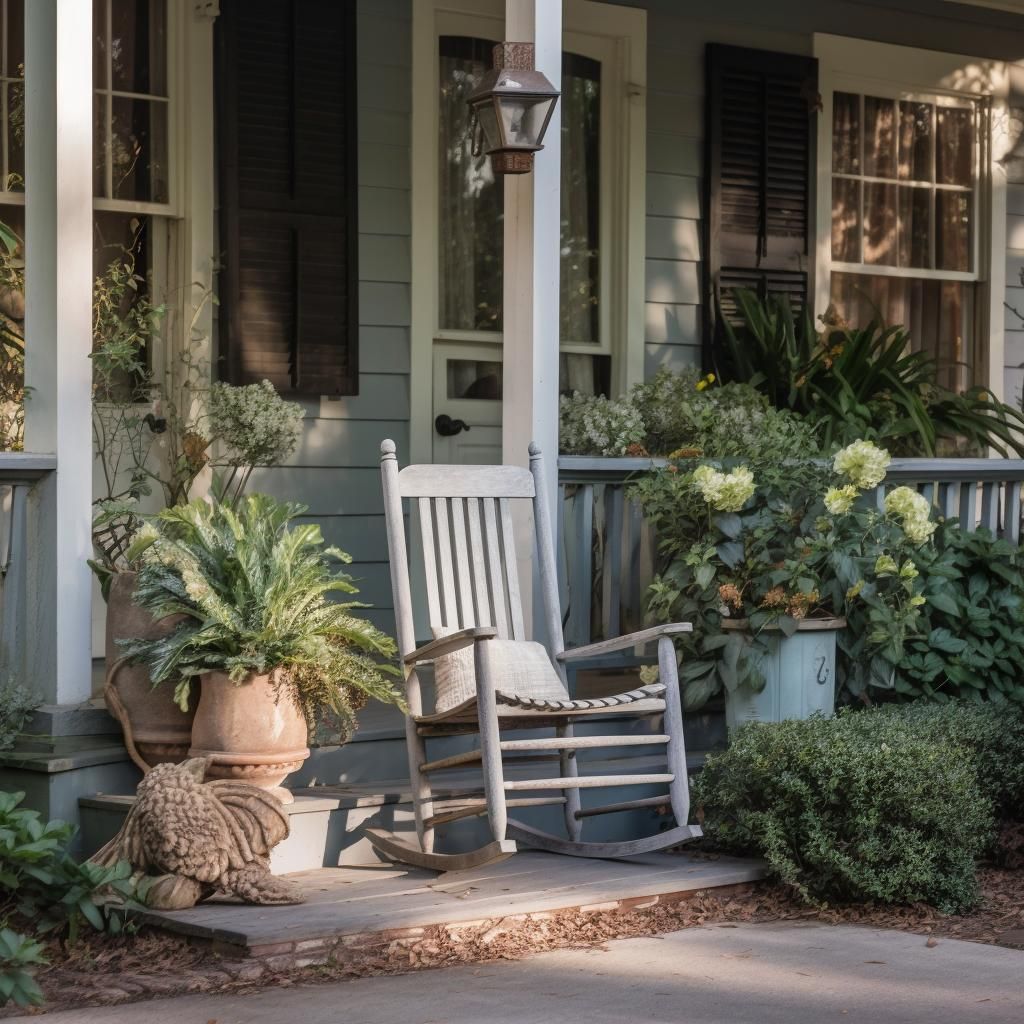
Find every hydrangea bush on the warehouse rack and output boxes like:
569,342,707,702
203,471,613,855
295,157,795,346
633,440,933,706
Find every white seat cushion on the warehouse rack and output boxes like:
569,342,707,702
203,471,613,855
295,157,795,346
430,627,569,713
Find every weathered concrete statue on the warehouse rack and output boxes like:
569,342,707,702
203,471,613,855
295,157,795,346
93,757,305,910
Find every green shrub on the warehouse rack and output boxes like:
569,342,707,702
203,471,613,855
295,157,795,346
693,708,993,912
861,703,1024,820
0,682,39,751
0,929,45,1008
718,289,1024,457
847,521,1024,706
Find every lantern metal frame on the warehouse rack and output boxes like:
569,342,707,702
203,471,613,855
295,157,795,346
466,42,561,174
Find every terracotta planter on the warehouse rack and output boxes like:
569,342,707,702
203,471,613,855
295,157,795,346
720,617,847,730
104,571,197,772
189,670,310,804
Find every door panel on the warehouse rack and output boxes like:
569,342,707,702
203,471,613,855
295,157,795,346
432,343,502,464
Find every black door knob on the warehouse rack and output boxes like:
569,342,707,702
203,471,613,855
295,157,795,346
435,414,471,437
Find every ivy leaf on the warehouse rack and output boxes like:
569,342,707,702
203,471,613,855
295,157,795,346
925,589,960,616
776,615,799,637
717,541,744,568
695,563,716,591
714,512,742,539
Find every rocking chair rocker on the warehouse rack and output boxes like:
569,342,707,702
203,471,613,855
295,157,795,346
365,439,702,871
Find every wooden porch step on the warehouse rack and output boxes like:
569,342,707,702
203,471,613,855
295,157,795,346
419,733,669,774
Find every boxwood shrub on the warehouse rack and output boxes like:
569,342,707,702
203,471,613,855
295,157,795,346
693,705,1000,912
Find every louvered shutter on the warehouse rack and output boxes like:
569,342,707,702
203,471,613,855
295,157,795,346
703,44,818,358
216,0,358,395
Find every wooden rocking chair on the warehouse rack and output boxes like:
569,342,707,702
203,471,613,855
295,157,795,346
365,439,702,871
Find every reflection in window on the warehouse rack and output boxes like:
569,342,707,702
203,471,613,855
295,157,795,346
94,0,169,203
830,90,978,387
830,272,972,393
437,37,604,391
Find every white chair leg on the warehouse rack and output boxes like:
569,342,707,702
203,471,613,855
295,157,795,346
557,722,583,841
659,635,691,828
475,642,508,841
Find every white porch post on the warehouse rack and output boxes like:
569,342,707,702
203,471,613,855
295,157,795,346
502,0,561,639
23,0,94,704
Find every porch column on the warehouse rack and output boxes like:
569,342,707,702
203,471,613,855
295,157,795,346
23,0,94,704
502,0,561,639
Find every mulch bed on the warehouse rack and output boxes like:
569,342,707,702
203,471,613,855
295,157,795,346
5,858,1022,1018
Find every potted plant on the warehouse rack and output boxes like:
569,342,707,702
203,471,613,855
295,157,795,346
120,494,403,802
635,439,934,726
89,235,305,769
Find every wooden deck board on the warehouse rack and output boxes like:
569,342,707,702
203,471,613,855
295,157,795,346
138,851,766,951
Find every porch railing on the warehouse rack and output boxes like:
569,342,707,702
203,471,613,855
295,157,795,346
558,455,1024,650
0,454,57,682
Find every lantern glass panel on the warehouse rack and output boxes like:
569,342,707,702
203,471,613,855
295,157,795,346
497,95,554,148
474,99,501,152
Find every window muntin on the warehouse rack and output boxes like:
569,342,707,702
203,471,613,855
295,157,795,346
829,89,980,388
93,0,170,205
437,37,603,367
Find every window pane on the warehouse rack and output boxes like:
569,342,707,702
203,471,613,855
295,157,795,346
831,176,860,262
832,92,860,174
936,190,971,272
936,107,973,186
898,101,932,182
560,52,600,346
93,93,107,196
830,272,973,391
93,0,108,90
438,36,503,332
6,0,23,78
0,203,25,452
897,185,930,269
863,96,896,179
110,96,169,202
863,181,897,265
6,83,23,189
447,359,502,400
110,0,168,96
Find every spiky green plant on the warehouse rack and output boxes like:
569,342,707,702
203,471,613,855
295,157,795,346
120,494,402,734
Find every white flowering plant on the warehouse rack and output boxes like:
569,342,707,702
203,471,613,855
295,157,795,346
633,439,938,706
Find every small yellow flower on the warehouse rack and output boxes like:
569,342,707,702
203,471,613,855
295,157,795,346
706,373,716,384
910,595,927,607
846,580,865,600
696,380,708,392
874,554,898,577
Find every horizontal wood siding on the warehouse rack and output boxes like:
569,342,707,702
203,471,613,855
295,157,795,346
251,0,411,646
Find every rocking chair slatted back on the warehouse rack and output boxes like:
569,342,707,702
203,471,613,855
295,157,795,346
414,494,526,640
381,443,561,659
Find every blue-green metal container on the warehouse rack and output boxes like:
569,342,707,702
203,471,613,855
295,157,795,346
723,618,845,730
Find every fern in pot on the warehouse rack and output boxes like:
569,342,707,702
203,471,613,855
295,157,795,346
122,494,402,802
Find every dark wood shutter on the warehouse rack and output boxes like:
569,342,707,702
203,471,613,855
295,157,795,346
216,0,358,395
703,44,818,364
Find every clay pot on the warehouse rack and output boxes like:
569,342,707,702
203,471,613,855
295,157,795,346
188,670,310,804
104,571,197,772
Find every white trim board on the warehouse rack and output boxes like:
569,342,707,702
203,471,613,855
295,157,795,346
813,33,1011,400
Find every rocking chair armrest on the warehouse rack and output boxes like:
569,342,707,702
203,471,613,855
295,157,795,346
404,626,498,665
556,623,693,662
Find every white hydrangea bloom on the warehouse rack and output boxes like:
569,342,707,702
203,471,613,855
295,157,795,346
692,464,755,513
209,380,304,468
884,485,937,545
824,484,858,516
833,439,891,490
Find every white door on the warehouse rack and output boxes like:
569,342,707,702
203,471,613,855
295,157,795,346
431,342,503,464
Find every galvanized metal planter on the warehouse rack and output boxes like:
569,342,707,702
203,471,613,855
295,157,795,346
720,617,846,730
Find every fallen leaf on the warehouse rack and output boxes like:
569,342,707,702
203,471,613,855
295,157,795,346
926,937,938,948
863,960,887,965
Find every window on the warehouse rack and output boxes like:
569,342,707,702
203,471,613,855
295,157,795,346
437,36,607,395
829,90,980,390
93,0,170,206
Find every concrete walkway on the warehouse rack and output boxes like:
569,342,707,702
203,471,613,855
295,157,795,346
42,921,1024,1024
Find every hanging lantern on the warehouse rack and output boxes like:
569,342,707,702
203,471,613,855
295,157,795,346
466,42,560,174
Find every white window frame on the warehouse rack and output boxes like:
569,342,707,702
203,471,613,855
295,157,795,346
813,33,1010,398
409,0,646,465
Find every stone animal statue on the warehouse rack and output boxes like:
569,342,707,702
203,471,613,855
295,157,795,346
93,757,305,910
